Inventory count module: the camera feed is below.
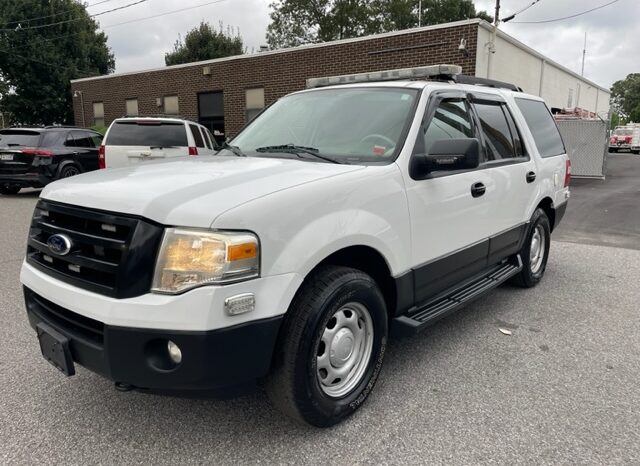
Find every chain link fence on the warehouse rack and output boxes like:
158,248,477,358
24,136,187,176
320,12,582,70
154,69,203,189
556,119,608,179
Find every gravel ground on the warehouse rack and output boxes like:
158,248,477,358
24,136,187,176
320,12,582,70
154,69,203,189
0,190,639,464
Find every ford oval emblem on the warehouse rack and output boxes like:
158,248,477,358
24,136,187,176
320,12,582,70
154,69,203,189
47,234,73,256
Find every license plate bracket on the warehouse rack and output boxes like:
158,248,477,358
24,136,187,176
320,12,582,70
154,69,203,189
36,322,75,376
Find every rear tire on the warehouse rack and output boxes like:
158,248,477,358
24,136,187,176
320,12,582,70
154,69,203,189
59,164,80,179
267,265,388,427
0,185,20,195
511,208,551,288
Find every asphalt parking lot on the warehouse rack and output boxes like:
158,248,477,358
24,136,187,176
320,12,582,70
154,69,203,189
1,154,639,464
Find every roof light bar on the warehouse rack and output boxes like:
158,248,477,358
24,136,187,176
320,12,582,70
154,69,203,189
306,64,462,89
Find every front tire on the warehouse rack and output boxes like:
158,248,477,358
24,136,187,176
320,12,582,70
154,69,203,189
267,265,388,427
511,208,551,288
0,184,21,195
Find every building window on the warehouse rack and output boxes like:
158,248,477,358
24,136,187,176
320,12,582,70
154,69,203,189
246,88,264,122
164,95,179,115
93,102,104,127
125,98,139,116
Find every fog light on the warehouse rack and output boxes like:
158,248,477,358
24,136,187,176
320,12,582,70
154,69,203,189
167,340,182,364
224,293,255,315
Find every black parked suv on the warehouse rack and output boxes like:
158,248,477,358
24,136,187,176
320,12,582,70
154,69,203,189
0,127,102,195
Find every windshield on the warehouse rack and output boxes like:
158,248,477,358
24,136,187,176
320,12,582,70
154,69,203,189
230,87,419,164
0,130,41,147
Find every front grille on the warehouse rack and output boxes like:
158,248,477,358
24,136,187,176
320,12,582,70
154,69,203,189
25,288,104,346
27,200,164,298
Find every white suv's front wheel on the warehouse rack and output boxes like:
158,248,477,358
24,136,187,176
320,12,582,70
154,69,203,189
267,265,388,427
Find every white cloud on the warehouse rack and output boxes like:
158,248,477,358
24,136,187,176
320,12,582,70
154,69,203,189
474,0,639,88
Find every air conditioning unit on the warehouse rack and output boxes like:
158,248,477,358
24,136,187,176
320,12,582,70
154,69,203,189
203,66,211,76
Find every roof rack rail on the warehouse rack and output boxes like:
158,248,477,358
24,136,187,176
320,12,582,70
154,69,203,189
44,125,80,129
452,75,522,92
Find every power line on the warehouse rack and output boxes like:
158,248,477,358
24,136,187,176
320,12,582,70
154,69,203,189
2,0,149,32
0,0,117,28
501,0,543,23
100,0,230,29
2,0,231,52
509,0,622,24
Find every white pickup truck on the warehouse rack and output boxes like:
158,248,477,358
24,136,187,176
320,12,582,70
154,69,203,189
21,65,570,427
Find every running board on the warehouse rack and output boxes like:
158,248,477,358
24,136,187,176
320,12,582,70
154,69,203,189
392,255,523,337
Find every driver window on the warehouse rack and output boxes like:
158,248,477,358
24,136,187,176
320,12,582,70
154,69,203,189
423,99,474,153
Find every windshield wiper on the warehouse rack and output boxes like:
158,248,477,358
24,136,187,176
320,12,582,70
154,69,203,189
6,143,23,147
255,144,341,164
218,141,247,157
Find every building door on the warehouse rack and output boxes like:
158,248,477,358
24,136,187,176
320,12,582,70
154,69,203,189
198,91,225,143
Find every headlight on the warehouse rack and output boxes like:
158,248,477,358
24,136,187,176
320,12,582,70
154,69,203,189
151,228,259,294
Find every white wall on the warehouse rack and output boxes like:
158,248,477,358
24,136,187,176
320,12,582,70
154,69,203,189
476,25,610,116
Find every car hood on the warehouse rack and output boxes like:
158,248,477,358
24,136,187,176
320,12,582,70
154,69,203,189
41,156,364,227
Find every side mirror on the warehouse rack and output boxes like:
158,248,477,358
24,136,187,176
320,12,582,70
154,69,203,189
410,138,480,179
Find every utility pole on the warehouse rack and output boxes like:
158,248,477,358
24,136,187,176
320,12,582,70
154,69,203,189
418,0,422,27
487,0,500,79
581,31,587,76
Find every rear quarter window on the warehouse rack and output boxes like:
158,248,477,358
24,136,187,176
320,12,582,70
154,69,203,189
106,121,188,147
515,98,566,157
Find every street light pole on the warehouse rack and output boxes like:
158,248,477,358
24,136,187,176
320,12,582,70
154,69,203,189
581,31,587,76
418,0,422,27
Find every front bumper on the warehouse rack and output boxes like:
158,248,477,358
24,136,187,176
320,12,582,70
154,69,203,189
25,287,283,391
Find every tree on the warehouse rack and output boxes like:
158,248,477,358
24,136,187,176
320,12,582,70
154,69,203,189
165,22,244,66
266,0,492,49
610,73,640,122
0,0,114,125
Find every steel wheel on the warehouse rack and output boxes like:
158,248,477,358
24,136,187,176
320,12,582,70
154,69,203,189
529,224,546,274
316,302,374,398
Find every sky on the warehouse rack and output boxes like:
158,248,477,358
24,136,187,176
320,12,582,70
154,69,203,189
95,0,639,88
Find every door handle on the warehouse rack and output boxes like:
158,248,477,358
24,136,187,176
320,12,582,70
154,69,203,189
471,182,486,198
526,171,536,183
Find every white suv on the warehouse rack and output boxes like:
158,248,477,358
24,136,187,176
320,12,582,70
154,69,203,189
21,66,570,427
100,117,218,168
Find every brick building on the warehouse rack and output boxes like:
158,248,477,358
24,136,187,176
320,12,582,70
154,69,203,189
70,19,609,140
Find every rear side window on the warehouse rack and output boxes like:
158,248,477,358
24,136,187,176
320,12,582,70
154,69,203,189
69,131,94,148
106,121,188,147
515,98,566,157
473,101,523,160
190,124,205,148
200,127,212,149
0,130,41,147
40,131,66,147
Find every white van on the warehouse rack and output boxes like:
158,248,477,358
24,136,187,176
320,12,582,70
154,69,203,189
100,117,218,168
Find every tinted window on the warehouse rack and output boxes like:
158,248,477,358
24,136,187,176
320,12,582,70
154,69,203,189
40,131,66,147
190,124,205,148
106,121,188,147
90,133,103,147
474,102,517,160
206,128,219,149
201,127,212,149
515,98,565,157
424,99,474,151
0,130,41,147
70,131,93,148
